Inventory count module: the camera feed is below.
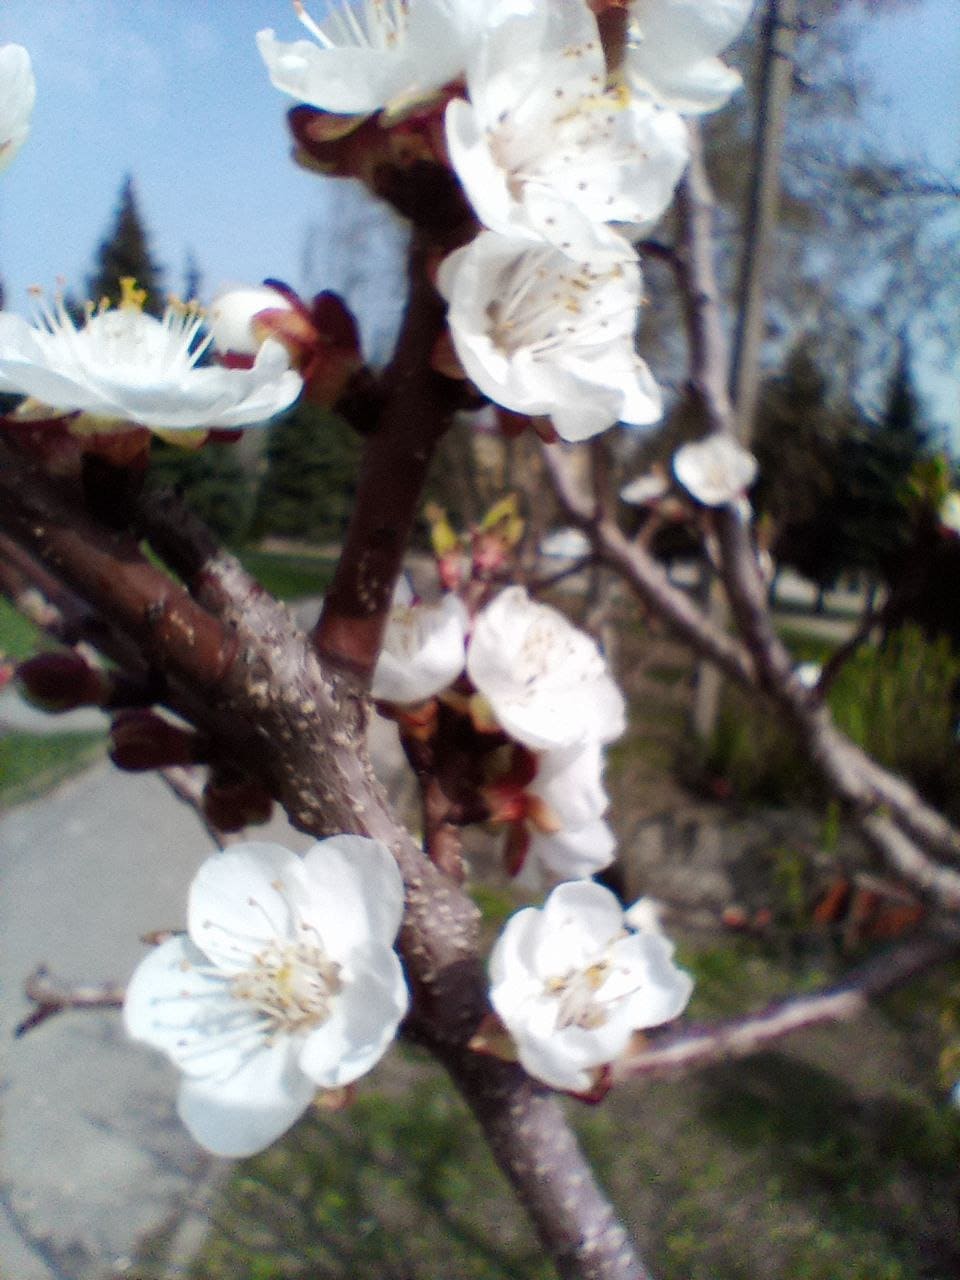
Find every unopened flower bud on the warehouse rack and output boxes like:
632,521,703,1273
109,709,202,771
202,772,274,832
208,285,294,357
17,650,110,712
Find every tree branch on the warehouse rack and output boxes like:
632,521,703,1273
614,928,959,1081
312,231,463,678
15,966,125,1037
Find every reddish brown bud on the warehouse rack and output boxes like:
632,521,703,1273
253,281,364,408
17,650,111,712
110,709,202,771
202,773,274,832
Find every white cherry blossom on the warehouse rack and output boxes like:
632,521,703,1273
446,0,688,257
124,838,409,1157
626,0,754,115
257,0,487,117
467,586,625,751
489,879,693,1092
0,285,302,431
0,44,35,174
438,230,661,442
795,661,822,691
372,579,468,705
673,434,757,506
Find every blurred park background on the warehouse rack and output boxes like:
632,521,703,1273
1,1,960,1278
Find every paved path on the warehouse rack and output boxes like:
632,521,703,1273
0,712,410,1280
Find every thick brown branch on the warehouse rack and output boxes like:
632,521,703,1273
312,233,462,678
614,929,959,1081
0,442,236,689
435,1045,653,1280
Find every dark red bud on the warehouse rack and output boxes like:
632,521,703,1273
109,709,202,771
202,774,274,832
17,651,110,712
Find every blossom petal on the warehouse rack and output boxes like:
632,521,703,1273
298,836,406,960
527,818,617,883
187,843,302,972
439,232,659,444
0,44,35,173
611,933,695,1028
534,880,624,975
298,951,407,1087
372,591,468,705
0,302,301,431
124,935,267,1081
626,0,753,114
673,435,758,506
467,586,626,750
177,1035,316,1158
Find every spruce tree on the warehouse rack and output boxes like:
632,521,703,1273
86,175,164,315
253,404,361,545
839,340,930,583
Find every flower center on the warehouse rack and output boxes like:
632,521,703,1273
487,251,631,360
548,960,613,1030
27,277,210,384
230,938,343,1033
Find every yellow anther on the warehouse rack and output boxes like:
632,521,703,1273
119,277,148,311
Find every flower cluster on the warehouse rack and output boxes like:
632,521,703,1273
80,1,722,1144
373,572,623,885
257,0,752,444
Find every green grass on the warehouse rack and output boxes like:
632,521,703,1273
236,549,336,601
0,731,104,808
0,598,43,661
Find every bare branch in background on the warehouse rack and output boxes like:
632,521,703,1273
615,927,960,1082
16,966,125,1037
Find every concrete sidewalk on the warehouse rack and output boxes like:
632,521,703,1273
0,715,410,1279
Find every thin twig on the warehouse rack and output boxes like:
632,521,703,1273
159,765,235,851
16,965,125,1037
614,927,959,1081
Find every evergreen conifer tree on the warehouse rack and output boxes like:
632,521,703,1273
253,404,361,545
86,175,164,315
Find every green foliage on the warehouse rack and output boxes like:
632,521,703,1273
252,404,361,544
177,960,960,1280
146,438,256,545
85,175,165,315
755,341,932,591
189,1069,555,1280
236,549,334,602
830,627,960,814
704,626,960,814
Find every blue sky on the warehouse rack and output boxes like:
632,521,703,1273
0,1,957,427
